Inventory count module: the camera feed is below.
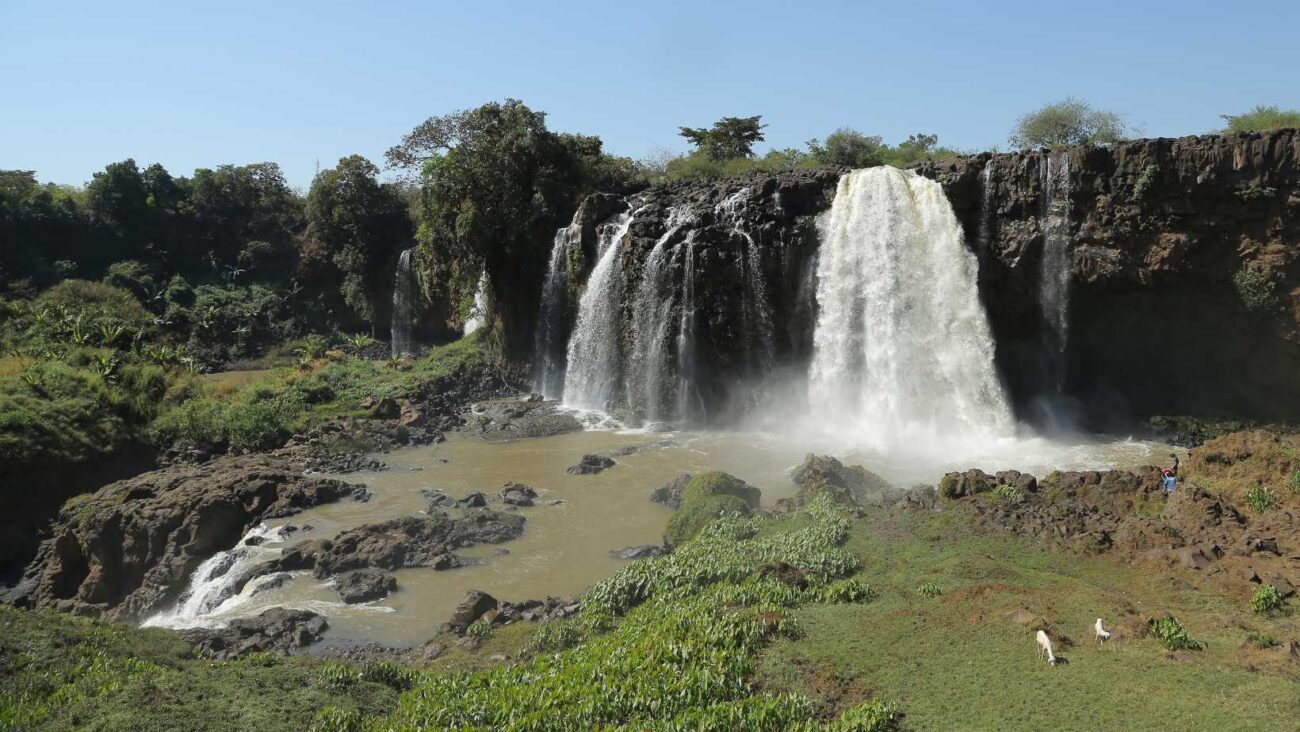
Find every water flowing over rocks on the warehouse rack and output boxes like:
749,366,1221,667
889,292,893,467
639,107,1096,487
6,456,358,620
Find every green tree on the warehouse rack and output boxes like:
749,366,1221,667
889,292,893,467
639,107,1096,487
1221,105,1300,133
387,99,618,353
188,162,302,275
1009,98,1130,149
679,116,767,160
304,155,412,331
807,128,888,168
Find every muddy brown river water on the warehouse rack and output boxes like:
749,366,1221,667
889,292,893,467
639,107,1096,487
145,424,1175,648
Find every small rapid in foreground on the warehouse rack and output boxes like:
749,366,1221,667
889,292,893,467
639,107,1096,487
806,167,1012,451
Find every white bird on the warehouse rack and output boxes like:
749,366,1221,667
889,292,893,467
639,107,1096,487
1036,629,1058,665
1094,618,1112,644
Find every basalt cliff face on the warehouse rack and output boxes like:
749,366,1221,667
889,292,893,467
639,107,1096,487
532,130,1300,428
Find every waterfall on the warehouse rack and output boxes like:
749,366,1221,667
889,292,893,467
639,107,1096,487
463,270,489,335
626,208,691,424
562,212,635,411
533,223,581,398
807,167,1012,445
142,525,289,629
1039,149,1072,385
977,162,997,253
716,189,775,371
390,248,416,357
674,231,702,422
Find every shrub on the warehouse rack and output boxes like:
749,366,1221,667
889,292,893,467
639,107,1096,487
465,619,494,640
1236,183,1277,201
1131,164,1158,201
1290,470,1300,493
1249,585,1283,615
1246,632,1277,649
917,582,942,598
991,484,1025,503
1148,615,1205,651
667,494,753,546
1222,105,1300,133
1009,98,1130,149
829,700,901,731
1246,484,1276,512
1233,269,1278,313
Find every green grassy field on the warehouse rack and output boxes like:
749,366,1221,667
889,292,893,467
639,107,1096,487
756,509,1300,730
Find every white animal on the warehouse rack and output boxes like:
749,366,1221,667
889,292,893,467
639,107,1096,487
1036,629,1058,665
1094,618,1112,644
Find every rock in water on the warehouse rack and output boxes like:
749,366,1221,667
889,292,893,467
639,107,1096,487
334,569,397,603
310,511,525,577
609,545,668,560
567,454,615,475
181,608,327,659
650,473,693,508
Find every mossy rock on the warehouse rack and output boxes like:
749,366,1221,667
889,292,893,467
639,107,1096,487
679,470,762,509
665,493,753,546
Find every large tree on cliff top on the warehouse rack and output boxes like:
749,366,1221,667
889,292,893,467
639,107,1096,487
386,99,613,352
679,116,767,160
1009,98,1130,149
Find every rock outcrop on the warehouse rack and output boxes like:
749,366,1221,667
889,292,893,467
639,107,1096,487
791,454,897,506
6,455,357,620
334,569,397,603
180,607,328,659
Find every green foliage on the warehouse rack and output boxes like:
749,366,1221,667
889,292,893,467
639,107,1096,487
1131,164,1158,201
1245,484,1276,512
1249,585,1283,615
1147,615,1205,651
828,700,901,731
665,471,761,546
679,115,767,160
1232,268,1278,313
991,484,1025,503
1289,470,1300,493
917,582,942,598
1236,183,1277,201
465,619,495,640
1246,632,1277,649
1009,98,1130,149
1222,105,1300,133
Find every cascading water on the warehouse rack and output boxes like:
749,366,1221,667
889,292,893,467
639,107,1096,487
807,167,1013,448
977,162,997,253
143,525,290,629
674,231,702,422
390,248,416,357
562,212,635,412
533,223,581,398
1039,150,1072,387
463,270,489,335
716,189,775,371
626,208,691,424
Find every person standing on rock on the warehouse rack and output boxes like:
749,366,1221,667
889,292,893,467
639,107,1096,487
1161,467,1177,493
1169,453,1180,476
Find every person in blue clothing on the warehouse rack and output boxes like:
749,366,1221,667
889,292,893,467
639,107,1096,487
1161,467,1177,493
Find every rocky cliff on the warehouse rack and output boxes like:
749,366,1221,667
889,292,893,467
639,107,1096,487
535,130,1300,429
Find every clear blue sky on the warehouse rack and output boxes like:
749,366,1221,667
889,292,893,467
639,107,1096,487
3,0,1297,189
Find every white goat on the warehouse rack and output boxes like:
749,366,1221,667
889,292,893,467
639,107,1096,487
1094,618,1112,644
1036,629,1058,665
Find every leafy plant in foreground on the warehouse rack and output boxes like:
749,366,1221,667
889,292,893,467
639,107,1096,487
1250,585,1283,615
1246,484,1276,512
1148,615,1205,651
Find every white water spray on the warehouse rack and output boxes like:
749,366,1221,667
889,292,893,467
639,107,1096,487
627,208,691,423
463,270,490,335
143,525,290,629
1040,149,1072,376
807,167,1013,449
562,212,635,411
533,223,581,398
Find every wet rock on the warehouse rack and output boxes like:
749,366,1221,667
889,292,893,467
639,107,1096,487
368,397,400,420
650,474,693,509
464,400,583,441
311,511,525,577
180,608,327,659
447,590,498,633
458,492,489,508
9,455,357,621
352,486,374,502
335,569,397,603
567,454,615,475
940,468,997,499
424,490,456,509
432,553,463,570
609,545,668,560
500,482,538,507
248,572,292,596
793,454,896,506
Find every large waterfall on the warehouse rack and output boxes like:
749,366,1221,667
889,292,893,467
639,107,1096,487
807,167,1013,446
390,248,416,357
1039,150,1072,386
562,212,635,411
533,223,581,398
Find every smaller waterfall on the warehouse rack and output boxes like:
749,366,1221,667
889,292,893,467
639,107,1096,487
463,271,489,335
716,189,775,371
533,224,581,398
1039,150,1073,389
562,212,635,412
674,231,703,422
142,525,289,629
626,208,691,423
977,162,997,253
390,248,416,357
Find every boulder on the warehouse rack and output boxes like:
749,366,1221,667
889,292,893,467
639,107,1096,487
567,454,615,475
500,483,538,507
792,454,895,506
311,511,525,577
458,492,489,508
368,397,400,420
609,545,668,560
334,569,397,603
180,608,327,659
424,490,456,509
447,590,498,633
650,474,693,509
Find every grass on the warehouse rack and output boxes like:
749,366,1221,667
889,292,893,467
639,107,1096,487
754,508,1300,730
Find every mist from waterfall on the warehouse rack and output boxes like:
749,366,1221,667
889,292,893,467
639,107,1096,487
390,248,416,357
806,167,1013,450
1040,150,1072,387
533,223,581,398
463,270,489,335
562,212,635,411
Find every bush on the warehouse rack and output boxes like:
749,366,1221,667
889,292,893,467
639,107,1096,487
1246,484,1276,512
1131,164,1158,201
1233,269,1278,313
829,700,901,731
667,493,753,546
1148,615,1205,651
1250,585,1283,615
1222,105,1300,133
1236,183,1277,201
991,484,1025,503
1290,470,1300,493
1009,98,1130,149
917,582,942,598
